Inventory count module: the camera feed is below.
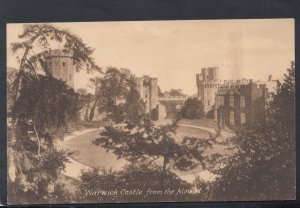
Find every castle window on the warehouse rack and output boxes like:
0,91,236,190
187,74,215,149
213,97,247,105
208,100,210,106
62,62,66,67
69,74,72,81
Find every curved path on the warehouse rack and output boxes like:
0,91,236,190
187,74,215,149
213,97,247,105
60,122,234,182
60,128,98,180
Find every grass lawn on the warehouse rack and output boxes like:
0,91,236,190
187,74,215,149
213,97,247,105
62,130,127,170
61,121,232,180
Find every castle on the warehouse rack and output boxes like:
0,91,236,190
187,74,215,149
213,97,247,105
196,66,277,130
45,49,75,88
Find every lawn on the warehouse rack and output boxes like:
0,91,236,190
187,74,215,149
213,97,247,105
62,130,127,170
62,119,234,182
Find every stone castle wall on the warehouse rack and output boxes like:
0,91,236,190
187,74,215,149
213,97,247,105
135,76,158,113
45,49,75,88
196,67,222,113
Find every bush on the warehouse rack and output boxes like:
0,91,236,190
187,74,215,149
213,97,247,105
79,163,193,203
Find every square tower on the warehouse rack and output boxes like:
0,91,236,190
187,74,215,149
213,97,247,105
135,76,158,113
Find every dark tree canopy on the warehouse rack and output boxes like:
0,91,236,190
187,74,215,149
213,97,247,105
164,88,185,96
210,62,296,201
9,74,79,203
8,23,101,204
80,163,192,203
179,97,205,119
13,74,80,133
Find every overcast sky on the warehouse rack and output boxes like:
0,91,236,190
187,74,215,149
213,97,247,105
7,19,294,95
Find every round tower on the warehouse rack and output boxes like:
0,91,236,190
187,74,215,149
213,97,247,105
45,49,75,88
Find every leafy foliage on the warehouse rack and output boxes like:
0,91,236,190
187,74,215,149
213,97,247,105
13,74,80,133
209,62,295,201
8,23,101,204
79,163,192,203
179,97,205,119
97,67,145,124
94,114,220,186
166,88,185,96
9,74,79,203
269,61,295,135
159,100,183,119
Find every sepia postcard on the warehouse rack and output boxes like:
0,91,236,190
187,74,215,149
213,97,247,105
6,19,295,204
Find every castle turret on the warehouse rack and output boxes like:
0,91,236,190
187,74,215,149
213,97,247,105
135,76,158,113
196,67,222,113
45,49,75,88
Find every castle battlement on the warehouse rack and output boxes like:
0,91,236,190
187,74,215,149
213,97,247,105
197,79,223,84
45,49,75,88
45,49,73,58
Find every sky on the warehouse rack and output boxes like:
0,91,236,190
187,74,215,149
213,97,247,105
7,19,294,95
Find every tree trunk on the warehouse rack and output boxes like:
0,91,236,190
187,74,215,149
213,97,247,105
8,33,42,182
33,124,41,156
84,105,90,121
89,97,99,122
161,155,168,187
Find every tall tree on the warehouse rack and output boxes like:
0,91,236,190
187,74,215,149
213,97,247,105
9,74,80,203
210,62,296,201
269,61,295,135
97,67,134,123
8,23,101,203
87,77,102,121
94,116,220,186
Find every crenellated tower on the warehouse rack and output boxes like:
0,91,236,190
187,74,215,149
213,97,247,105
196,67,222,113
45,49,75,88
135,76,158,113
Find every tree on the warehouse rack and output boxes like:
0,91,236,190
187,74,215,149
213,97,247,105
92,68,220,187
8,23,101,203
94,116,220,187
269,61,295,135
9,74,79,203
168,88,185,96
76,88,88,96
97,67,129,122
96,67,145,124
210,62,295,201
79,163,192,203
122,76,145,127
87,77,102,121
179,97,204,119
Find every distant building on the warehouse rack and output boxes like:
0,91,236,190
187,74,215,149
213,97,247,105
196,67,222,113
214,77,277,130
158,93,187,119
45,49,75,88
